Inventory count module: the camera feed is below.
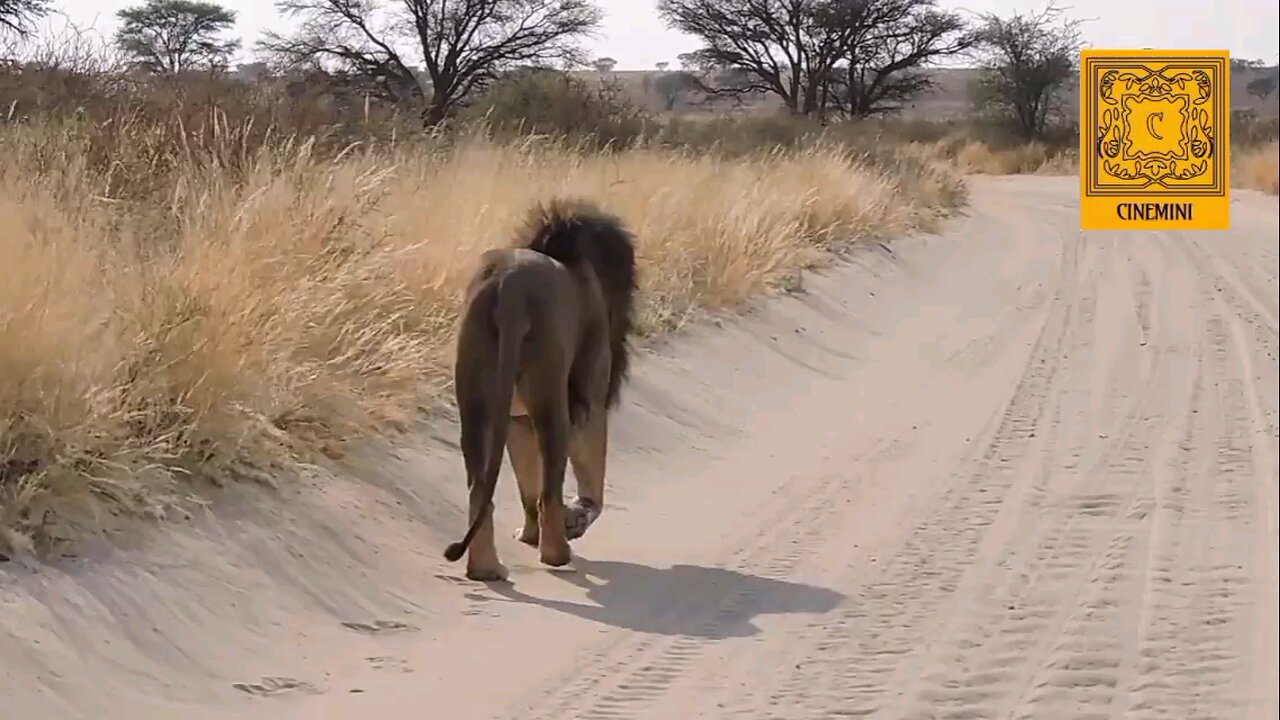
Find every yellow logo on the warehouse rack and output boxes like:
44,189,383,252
1080,49,1230,230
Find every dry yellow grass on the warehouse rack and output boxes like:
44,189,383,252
950,140,1077,176
949,136,1278,187
1235,141,1279,195
0,124,963,552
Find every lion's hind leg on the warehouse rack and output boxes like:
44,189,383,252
456,386,508,582
451,288,519,582
565,321,611,541
505,414,542,547
528,397,573,568
567,409,607,541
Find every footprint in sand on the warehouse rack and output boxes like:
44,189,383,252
233,676,322,696
366,656,414,673
341,619,418,634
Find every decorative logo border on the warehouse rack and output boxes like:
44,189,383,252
1082,54,1227,198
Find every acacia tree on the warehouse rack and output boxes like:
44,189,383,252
658,0,971,119
1,0,50,38
1247,75,1276,101
259,0,602,125
115,0,240,73
657,0,847,117
834,0,974,116
972,2,1082,140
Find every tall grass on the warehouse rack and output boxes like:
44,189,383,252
1235,141,1279,195
943,140,1066,175
941,135,1279,192
0,115,963,552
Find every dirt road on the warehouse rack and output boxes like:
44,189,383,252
4,175,1277,720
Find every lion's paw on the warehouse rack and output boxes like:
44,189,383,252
539,544,572,567
465,562,509,582
565,499,601,541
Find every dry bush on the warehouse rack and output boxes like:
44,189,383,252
0,112,963,551
1231,110,1280,148
950,140,1077,175
650,115,968,212
936,112,1277,179
1,63,419,185
659,114,826,154
853,116,1079,176
1235,140,1279,195
654,114,1083,179
461,69,654,149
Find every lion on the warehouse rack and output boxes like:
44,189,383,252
442,199,638,581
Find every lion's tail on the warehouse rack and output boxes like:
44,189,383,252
443,281,526,563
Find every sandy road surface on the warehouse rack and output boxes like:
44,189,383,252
3,175,1277,720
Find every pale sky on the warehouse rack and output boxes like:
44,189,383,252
36,0,1280,69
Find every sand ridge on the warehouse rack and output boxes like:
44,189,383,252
2,175,1276,720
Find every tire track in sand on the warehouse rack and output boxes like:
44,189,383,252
514,440,902,720
845,234,1166,720
742,229,1081,720
1122,237,1277,719
999,238,1186,720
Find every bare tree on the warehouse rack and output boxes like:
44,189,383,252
833,0,975,117
658,0,972,118
657,0,846,117
259,0,603,125
1,0,49,39
972,2,1082,140
115,0,240,73
3,13,129,71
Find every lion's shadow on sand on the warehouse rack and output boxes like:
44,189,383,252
474,555,844,640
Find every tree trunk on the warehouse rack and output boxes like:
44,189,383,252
424,91,449,126
847,66,868,118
